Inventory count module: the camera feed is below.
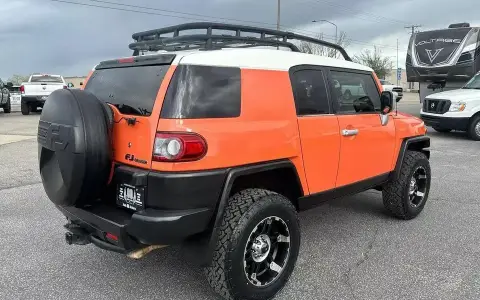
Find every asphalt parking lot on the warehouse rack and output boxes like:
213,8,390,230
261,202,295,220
1,93,479,300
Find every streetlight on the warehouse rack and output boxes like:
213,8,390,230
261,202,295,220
312,20,338,44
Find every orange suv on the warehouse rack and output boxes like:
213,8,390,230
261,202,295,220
38,23,431,300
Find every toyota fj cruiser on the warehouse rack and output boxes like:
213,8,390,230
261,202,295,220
38,23,431,300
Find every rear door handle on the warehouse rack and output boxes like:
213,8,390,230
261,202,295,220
341,129,359,136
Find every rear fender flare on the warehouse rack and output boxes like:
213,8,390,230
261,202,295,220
204,159,303,265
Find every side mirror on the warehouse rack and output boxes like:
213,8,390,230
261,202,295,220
380,91,393,114
67,83,74,88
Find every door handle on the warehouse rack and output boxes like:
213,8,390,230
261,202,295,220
341,129,359,136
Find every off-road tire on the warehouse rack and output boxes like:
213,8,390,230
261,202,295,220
205,189,300,300
21,101,30,115
467,115,480,141
382,151,431,220
432,126,452,133
3,98,11,113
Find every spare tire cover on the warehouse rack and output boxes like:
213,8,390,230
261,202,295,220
38,89,112,207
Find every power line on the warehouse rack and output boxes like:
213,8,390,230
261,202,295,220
289,27,400,50
87,0,282,28
87,0,399,47
49,0,213,21
295,0,409,25
48,0,401,51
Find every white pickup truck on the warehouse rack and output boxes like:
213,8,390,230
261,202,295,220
379,79,403,102
20,74,66,115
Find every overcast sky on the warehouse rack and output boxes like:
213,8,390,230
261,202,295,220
1,0,479,80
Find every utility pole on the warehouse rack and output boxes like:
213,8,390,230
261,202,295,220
277,0,281,31
276,0,280,50
405,25,422,35
397,38,399,86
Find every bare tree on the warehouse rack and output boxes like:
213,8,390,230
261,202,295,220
297,31,350,59
7,74,29,85
353,46,393,79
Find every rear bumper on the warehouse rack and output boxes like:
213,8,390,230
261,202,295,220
59,204,213,251
22,96,48,104
59,165,227,252
420,114,470,131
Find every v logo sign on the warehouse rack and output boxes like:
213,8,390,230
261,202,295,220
425,48,444,63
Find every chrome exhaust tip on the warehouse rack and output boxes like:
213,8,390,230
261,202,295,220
126,245,168,259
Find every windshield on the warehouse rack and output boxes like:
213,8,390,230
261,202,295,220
463,73,480,89
30,75,63,83
380,80,392,85
85,65,169,116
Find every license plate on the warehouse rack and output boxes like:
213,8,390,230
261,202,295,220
117,184,145,211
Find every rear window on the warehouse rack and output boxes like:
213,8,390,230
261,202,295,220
85,65,169,116
161,65,241,119
30,75,63,83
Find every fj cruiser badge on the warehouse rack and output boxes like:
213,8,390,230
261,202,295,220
125,153,147,164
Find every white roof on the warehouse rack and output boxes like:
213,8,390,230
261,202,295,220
169,48,372,72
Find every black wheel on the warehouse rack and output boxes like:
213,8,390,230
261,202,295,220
3,98,11,113
432,126,452,133
206,189,300,300
343,90,352,101
467,115,480,141
21,101,30,115
382,151,431,220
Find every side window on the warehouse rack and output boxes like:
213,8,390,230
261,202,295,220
330,71,381,114
291,69,330,115
161,65,241,119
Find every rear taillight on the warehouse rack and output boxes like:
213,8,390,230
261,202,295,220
63,85,67,89
20,85,25,94
153,132,207,162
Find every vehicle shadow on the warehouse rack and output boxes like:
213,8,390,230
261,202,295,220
67,191,393,299
426,128,470,141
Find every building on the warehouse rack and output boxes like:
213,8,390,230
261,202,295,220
384,68,419,92
64,76,87,89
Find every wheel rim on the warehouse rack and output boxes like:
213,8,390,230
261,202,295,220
408,166,428,207
474,120,480,137
244,216,290,287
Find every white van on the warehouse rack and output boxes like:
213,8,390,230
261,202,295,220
420,71,480,140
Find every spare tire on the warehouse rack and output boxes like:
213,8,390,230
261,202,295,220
38,89,113,207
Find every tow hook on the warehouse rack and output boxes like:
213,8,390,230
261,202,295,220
64,223,91,245
127,245,168,259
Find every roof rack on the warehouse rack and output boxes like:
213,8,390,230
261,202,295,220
129,22,352,61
